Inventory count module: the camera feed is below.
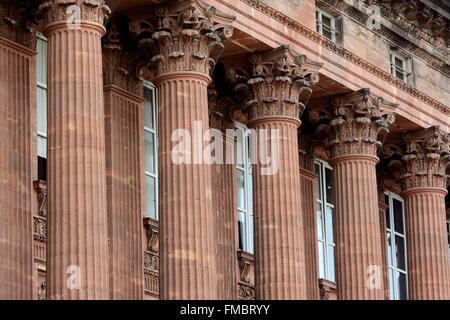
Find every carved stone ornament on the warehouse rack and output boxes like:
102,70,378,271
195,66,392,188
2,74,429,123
227,46,323,123
384,127,450,190
208,85,236,131
37,0,111,28
310,88,397,158
132,0,235,77
0,0,39,48
103,23,144,96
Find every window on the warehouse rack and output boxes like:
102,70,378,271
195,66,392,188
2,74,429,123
316,9,337,42
236,123,254,254
385,192,408,300
447,219,450,259
390,51,408,82
144,84,158,220
36,34,48,181
315,160,335,282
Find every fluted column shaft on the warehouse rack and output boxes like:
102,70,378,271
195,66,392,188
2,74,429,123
299,168,320,300
251,118,306,300
321,89,396,300
156,72,217,299
104,86,144,299
45,22,109,299
333,155,384,300
0,36,35,299
403,188,450,300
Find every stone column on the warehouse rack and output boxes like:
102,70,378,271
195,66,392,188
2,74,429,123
103,31,144,299
0,2,37,299
399,127,450,300
137,2,234,299
327,89,396,300
229,46,322,299
38,0,111,299
299,144,320,300
208,88,238,300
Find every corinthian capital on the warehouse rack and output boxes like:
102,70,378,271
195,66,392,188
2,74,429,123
326,89,397,158
37,0,111,30
102,23,144,96
227,46,322,124
0,0,39,48
134,0,235,77
400,127,450,190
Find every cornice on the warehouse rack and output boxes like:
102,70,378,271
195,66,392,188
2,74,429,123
218,0,449,116
317,0,449,77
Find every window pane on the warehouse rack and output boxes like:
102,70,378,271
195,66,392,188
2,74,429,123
389,269,395,300
145,131,155,173
393,199,404,234
317,205,324,240
238,211,246,251
325,168,333,205
327,244,335,282
144,89,154,129
322,15,332,28
387,231,393,267
146,176,156,219
325,206,334,243
36,38,47,85
397,272,407,300
395,236,406,271
236,170,245,210
315,164,321,201
395,57,403,68
385,204,391,230
247,173,253,212
38,136,47,159
37,87,47,135
318,241,325,279
236,127,244,166
248,213,254,254
322,28,333,40
395,69,404,80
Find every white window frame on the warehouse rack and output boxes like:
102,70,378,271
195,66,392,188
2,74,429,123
316,8,337,43
315,159,335,282
144,82,159,220
236,122,254,254
385,191,408,300
390,51,408,82
36,33,48,159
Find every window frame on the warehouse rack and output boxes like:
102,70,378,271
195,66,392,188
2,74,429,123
144,81,159,220
385,191,408,300
236,122,254,254
315,159,335,282
390,51,408,82
36,33,48,160
316,8,337,43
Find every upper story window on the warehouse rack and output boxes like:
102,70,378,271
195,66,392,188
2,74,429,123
236,123,254,254
385,191,408,300
316,9,337,43
144,83,158,220
315,160,335,282
36,34,48,181
390,51,408,82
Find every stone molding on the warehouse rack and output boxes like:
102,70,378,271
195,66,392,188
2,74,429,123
237,250,255,300
208,86,236,131
37,0,111,29
384,126,450,190
216,0,450,116
310,88,397,158
227,46,322,123
317,0,449,75
131,0,235,77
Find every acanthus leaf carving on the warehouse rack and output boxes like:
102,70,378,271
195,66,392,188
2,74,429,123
134,0,235,77
227,46,323,123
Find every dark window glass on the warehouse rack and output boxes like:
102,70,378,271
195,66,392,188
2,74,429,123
397,272,408,300
325,168,333,205
395,236,406,271
38,156,47,181
393,199,404,233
